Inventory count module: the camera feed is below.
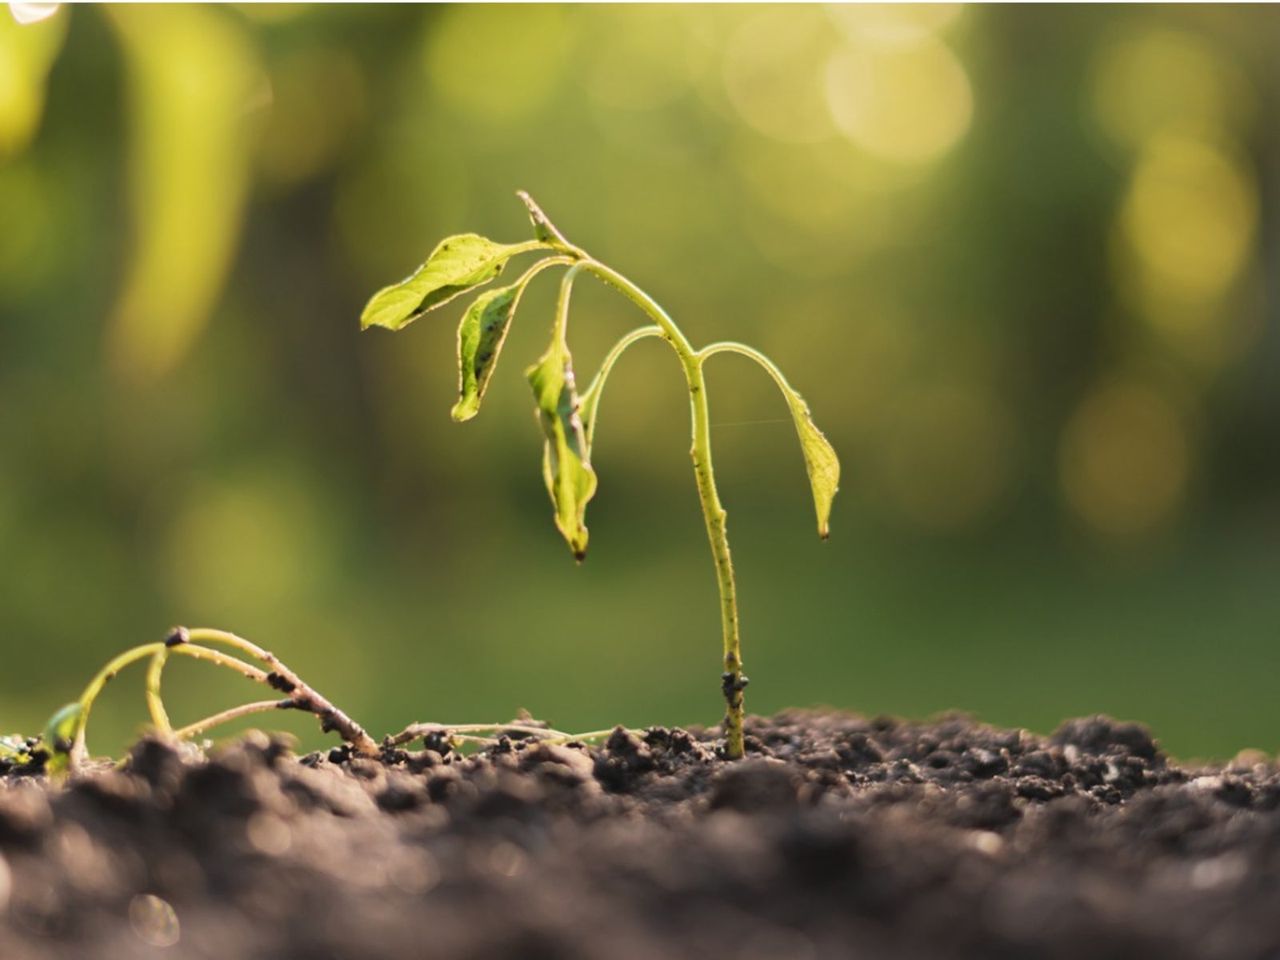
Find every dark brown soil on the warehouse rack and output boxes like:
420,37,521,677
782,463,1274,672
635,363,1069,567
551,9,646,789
1,710,1278,959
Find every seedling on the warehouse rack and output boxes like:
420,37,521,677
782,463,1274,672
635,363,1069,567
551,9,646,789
32,626,380,773
359,193,839,758
22,624,611,775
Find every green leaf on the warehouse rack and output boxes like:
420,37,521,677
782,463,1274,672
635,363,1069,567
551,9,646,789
526,338,597,560
360,234,535,331
41,702,84,773
782,390,840,539
451,282,523,422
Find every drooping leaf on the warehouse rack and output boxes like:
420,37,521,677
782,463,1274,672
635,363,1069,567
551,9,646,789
451,282,523,422
526,338,597,560
782,389,840,539
361,234,535,331
41,702,84,773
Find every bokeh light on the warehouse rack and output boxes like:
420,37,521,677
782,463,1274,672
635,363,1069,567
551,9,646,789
1091,29,1250,150
723,8,836,144
424,5,574,125
826,35,972,165
0,5,66,154
1118,135,1256,320
877,381,1016,531
1059,378,1192,539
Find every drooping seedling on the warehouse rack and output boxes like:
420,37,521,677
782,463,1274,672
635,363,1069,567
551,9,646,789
20,625,617,776
33,626,381,774
360,194,839,759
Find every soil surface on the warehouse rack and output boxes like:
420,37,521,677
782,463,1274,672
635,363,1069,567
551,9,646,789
1,710,1278,960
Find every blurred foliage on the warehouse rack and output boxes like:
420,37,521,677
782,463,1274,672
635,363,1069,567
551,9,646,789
1,4,1277,760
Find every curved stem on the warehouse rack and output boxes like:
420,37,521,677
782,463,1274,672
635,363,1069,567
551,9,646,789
572,261,746,758
184,628,379,756
553,261,588,344
145,649,172,734
580,325,665,447
174,700,286,740
72,641,267,765
515,254,575,291
699,341,796,394
577,260,696,357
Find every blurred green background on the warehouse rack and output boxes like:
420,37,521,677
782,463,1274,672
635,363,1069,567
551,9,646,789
2,4,1277,761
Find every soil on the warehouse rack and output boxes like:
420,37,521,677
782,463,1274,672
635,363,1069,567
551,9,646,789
1,710,1278,960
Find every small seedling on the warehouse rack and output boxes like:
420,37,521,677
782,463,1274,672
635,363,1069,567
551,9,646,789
359,193,839,758
23,625,614,776
33,626,380,773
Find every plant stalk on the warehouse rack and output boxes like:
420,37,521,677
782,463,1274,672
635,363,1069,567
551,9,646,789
185,628,380,756
71,640,268,766
685,359,746,758
575,260,747,758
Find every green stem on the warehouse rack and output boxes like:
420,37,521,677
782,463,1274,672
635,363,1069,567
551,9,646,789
686,359,746,758
580,325,663,447
515,254,575,292
72,641,267,765
145,649,172,734
552,261,588,343
174,700,286,741
576,261,747,759
699,341,795,393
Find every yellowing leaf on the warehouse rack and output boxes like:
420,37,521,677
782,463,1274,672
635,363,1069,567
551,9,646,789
704,343,840,538
526,338,597,560
784,390,840,538
361,234,537,331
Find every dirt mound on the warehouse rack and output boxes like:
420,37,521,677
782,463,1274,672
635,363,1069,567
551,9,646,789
1,710,1277,959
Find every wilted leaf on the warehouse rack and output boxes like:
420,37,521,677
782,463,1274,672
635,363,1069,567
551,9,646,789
782,389,840,538
452,281,524,422
707,345,841,538
526,338,597,560
361,234,539,331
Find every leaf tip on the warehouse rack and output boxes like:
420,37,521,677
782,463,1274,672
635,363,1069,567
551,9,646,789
450,397,479,422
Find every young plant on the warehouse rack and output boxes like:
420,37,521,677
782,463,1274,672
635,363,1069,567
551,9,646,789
360,193,840,759
37,626,381,774
24,624,616,775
